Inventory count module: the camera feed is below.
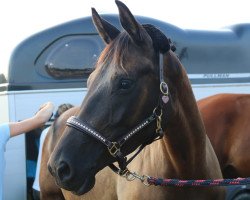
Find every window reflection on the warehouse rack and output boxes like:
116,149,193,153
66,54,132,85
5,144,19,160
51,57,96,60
44,36,100,79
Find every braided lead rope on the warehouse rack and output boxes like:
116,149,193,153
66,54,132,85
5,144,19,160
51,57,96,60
147,177,250,187
120,169,250,187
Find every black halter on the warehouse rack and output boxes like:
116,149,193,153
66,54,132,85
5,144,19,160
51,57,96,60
66,53,169,175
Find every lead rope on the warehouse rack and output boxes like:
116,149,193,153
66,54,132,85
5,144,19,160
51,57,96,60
147,176,250,187
121,170,250,187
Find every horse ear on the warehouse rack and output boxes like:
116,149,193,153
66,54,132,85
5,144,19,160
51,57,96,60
115,0,152,45
91,8,120,44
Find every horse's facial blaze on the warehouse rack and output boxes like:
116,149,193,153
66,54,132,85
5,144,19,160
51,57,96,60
48,1,160,195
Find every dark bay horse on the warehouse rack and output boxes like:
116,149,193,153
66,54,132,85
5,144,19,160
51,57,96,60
198,93,250,179
40,93,250,199
43,1,225,199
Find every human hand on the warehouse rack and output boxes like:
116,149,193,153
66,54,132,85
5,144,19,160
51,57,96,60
35,102,55,124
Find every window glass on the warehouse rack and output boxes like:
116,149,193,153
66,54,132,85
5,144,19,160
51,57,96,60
36,35,103,80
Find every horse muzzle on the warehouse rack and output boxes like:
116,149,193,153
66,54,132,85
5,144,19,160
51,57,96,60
48,158,96,195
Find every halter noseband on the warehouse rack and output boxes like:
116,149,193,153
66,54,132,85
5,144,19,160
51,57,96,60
66,53,169,175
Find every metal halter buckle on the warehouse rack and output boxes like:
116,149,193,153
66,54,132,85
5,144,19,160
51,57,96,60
153,107,163,118
108,142,120,157
156,115,163,134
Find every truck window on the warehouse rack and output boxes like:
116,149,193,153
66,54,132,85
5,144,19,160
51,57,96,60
35,35,104,80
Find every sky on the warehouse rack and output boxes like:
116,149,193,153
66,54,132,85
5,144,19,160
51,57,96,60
0,0,249,75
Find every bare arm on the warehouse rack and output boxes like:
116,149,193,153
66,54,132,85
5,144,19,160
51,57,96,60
9,102,54,138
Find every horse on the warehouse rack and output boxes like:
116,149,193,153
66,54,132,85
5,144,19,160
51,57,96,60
40,94,250,199
198,93,250,179
43,1,225,199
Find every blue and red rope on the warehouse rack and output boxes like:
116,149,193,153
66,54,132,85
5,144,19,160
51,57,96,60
147,177,250,187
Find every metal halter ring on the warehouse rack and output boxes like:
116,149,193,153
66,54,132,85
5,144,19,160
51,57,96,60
153,107,163,118
160,82,169,95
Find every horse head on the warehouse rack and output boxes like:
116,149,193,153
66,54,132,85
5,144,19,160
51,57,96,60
48,0,176,195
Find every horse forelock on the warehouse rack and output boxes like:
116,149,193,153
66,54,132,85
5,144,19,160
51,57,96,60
97,32,131,74
87,32,131,91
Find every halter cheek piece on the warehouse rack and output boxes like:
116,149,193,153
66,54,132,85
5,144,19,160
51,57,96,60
66,53,169,175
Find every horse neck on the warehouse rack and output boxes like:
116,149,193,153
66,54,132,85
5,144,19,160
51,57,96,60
160,52,212,178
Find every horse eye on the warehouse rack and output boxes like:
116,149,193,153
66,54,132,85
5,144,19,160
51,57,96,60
119,79,133,90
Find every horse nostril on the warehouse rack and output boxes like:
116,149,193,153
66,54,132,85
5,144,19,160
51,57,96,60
57,161,71,182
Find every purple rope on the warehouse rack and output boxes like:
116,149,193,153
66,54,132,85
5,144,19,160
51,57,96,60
147,177,250,187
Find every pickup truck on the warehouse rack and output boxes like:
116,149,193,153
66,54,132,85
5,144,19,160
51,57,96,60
0,14,249,200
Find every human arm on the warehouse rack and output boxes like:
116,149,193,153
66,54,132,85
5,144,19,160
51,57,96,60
8,102,54,138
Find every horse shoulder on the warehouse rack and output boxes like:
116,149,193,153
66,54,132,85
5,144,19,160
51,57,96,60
198,94,238,154
198,93,250,178
226,94,250,177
